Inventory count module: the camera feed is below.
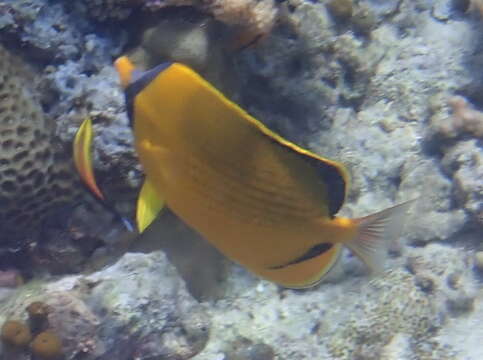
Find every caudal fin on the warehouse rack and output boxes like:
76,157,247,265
346,200,416,273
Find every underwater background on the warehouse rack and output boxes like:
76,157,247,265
0,0,482,359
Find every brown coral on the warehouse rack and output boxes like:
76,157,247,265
26,301,50,334
87,0,279,46
1,320,32,347
30,331,63,359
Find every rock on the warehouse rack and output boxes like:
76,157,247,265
441,140,483,225
80,251,211,360
446,293,475,316
380,334,413,360
326,0,353,21
474,251,483,271
224,337,276,360
432,0,453,20
0,251,210,360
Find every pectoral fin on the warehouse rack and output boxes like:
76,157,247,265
136,179,165,233
73,117,105,201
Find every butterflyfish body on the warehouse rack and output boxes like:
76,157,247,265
75,56,414,288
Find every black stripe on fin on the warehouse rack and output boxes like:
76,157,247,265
269,243,333,270
125,62,172,128
304,155,346,216
265,136,347,217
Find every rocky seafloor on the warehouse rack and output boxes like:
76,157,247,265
0,0,482,359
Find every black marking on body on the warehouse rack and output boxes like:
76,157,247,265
269,243,333,270
125,62,172,128
264,136,346,217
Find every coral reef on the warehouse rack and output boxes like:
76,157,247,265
0,0,482,359
81,0,279,43
0,45,135,275
441,140,483,226
200,0,278,42
426,93,483,227
327,269,443,359
0,45,81,249
0,251,210,360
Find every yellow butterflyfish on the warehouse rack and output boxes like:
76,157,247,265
75,56,414,288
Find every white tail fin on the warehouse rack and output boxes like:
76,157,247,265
346,200,416,273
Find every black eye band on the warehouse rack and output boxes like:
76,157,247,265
124,62,173,128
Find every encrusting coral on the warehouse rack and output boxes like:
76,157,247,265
0,45,83,250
